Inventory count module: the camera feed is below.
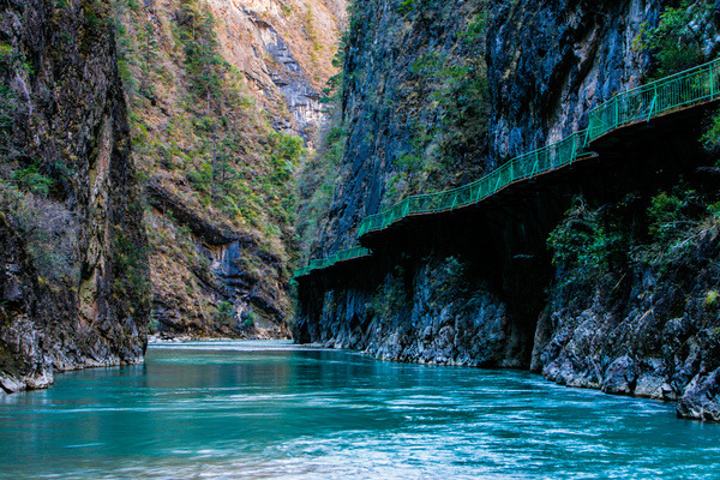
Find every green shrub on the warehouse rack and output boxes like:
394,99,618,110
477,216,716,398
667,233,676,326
243,310,255,329
12,163,55,196
640,1,712,77
397,0,416,15
547,201,624,284
707,200,720,219
112,229,150,306
149,314,160,333
215,301,235,326
701,109,720,151
0,42,13,62
647,191,690,243
705,290,719,308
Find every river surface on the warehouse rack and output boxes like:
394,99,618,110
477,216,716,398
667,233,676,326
1,341,719,479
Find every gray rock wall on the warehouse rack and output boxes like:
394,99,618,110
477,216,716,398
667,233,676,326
0,0,150,393
297,0,720,421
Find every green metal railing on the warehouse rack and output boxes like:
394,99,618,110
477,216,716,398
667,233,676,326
357,130,589,237
295,57,720,281
293,246,371,279
587,57,720,142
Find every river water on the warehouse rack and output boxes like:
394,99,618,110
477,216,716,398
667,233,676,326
0,341,719,479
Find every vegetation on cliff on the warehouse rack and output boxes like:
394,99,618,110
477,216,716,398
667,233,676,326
109,0,346,337
1,0,150,392
297,0,491,261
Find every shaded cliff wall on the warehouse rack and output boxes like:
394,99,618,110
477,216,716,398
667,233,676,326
298,0,659,364
306,0,490,255
0,0,150,393
296,0,720,420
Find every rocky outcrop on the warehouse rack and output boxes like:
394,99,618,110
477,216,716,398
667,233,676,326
206,0,344,141
296,255,529,367
146,177,288,338
0,0,150,393
487,0,656,157
532,199,720,421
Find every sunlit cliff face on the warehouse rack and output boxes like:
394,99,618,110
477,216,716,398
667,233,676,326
206,0,346,141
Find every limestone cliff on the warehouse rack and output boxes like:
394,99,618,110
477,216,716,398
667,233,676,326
0,0,150,393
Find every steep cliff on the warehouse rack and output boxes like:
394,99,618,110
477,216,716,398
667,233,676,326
114,0,345,338
0,0,150,393
296,0,720,421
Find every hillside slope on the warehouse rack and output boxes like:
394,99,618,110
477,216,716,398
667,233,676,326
115,0,345,338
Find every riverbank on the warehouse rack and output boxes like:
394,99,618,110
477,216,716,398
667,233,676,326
1,341,719,479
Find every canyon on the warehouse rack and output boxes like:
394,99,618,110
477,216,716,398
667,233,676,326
2,0,720,427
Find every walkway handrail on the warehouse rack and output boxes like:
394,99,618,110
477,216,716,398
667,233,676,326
295,57,720,281
587,57,720,142
294,246,371,279
357,130,589,237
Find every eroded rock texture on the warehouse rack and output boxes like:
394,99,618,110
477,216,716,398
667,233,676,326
115,0,346,338
296,0,720,421
0,0,149,393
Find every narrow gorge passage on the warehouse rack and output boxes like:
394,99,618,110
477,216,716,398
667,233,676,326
2,0,720,478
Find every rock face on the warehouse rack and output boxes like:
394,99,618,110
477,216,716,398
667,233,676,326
532,199,720,421
115,0,346,338
311,0,489,255
0,0,150,393
206,0,345,141
296,0,720,420
297,256,524,367
487,0,655,156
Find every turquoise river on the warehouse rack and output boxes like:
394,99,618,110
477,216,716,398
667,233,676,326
1,341,719,479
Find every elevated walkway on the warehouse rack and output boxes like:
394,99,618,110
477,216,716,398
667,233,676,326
295,58,720,282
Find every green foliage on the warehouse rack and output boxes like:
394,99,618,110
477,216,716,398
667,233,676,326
82,0,112,34
397,0,416,15
638,2,720,155
185,129,303,236
547,200,625,285
12,163,55,197
0,84,16,154
148,313,160,333
640,187,720,267
112,228,150,308
295,125,346,259
640,0,712,77
705,290,719,308
708,200,720,219
0,42,12,61
242,310,255,329
701,109,720,151
394,10,489,199
395,152,424,173
265,131,305,226
176,1,225,106
459,13,488,45
215,301,235,326
321,31,348,104
0,43,19,157
647,190,692,243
